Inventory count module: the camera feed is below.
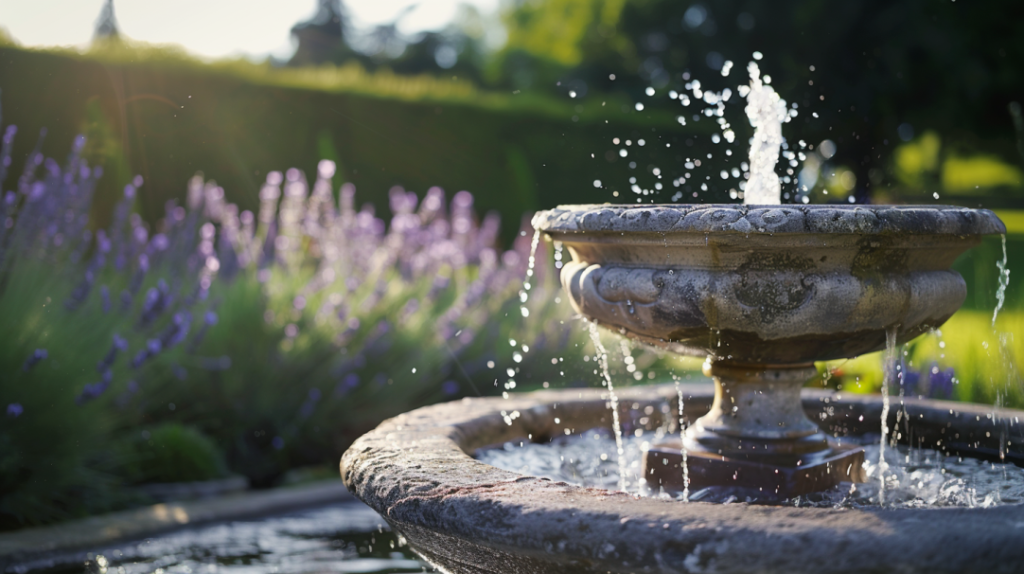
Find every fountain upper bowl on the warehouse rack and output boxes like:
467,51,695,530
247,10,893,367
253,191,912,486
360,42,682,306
533,204,1006,363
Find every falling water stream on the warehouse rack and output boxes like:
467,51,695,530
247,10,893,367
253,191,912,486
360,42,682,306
588,322,628,491
673,375,690,501
520,230,542,319
878,325,900,504
992,234,1010,326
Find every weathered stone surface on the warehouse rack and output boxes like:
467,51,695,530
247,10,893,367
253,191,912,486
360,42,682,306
533,204,1006,237
540,205,1002,363
342,385,1024,574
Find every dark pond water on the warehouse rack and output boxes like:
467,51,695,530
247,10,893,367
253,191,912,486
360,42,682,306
9,503,435,574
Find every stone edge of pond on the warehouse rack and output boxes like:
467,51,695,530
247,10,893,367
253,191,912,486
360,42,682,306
0,479,353,566
342,384,1024,574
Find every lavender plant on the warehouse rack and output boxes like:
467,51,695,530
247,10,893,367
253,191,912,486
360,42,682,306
140,162,582,484
0,118,222,526
0,111,585,523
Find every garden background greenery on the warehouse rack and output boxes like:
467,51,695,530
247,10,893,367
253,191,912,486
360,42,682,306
1,0,1022,527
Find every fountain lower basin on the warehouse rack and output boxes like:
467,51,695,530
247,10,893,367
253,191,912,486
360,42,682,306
341,384,1024,573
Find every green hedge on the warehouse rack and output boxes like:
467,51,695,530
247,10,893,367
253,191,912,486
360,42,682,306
0,43,701,244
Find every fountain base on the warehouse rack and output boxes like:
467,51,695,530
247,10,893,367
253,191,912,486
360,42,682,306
643,441,864,498
644,361,868,497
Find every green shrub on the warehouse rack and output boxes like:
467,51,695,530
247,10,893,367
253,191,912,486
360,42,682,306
117,424,227,485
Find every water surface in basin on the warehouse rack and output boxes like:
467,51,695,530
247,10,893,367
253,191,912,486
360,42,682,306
476,428,1024,508
12,503,434,574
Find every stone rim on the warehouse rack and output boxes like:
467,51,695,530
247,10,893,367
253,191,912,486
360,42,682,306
532,204,1007,237
341,384,1024,574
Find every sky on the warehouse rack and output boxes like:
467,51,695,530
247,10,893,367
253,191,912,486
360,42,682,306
0,0,499,61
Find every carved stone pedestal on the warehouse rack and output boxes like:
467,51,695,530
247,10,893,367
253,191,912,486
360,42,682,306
642,361,864,498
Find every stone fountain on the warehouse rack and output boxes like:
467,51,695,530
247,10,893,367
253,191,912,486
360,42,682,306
341,203,1024,574
536,203,1004,497
342,60,1022,573
344,201,1024,572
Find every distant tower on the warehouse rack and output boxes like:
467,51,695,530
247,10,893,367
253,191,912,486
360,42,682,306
93,0,120,41
289,0,349,66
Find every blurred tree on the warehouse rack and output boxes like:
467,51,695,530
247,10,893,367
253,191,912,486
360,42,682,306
289,0,358,66
287,1,490,83
389,31,474,81
389,6,492,82
362,5,415,66
488,0,633,96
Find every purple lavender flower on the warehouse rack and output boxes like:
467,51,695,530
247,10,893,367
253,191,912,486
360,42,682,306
120,289,133,310
96,334,129,373
76,370,113,404
925,363,956,398
334,373,360,397
159,311,192,349
0,126,18,185
65,270,94,310
131,339,163,369
100,285,111,313
903,369,920,394
187,310,218,351
904,362,955,399
149,233,169,253
123,254,150,305
139,279,171,326
22,349,47,371
7,403,24,417
299,387,322,419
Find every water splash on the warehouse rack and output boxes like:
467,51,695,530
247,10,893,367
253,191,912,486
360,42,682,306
742,60,789,205
879,325,900,504
619,337,642,381
478,433,1024,508
673,374,690,501
992,234,1010,326
505,230,543,397
588,321,627,491
519,230,542,319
